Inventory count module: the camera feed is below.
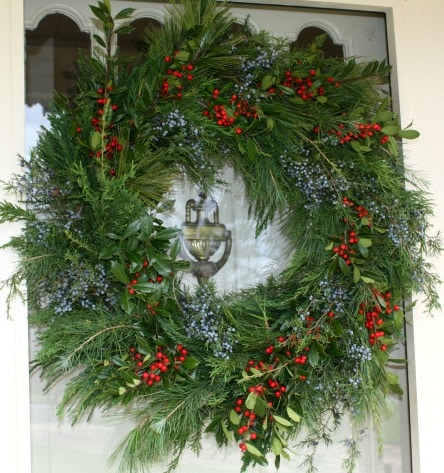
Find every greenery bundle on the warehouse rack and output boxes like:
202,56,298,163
1,0,441,471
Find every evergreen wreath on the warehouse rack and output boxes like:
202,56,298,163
1,0,441,472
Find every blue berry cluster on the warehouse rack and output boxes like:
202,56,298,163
235,46,278,98
318,276,351,318
346,340,372,388
180,283,236,359
281,154,351,209
152,110,214,173
49,263,116,314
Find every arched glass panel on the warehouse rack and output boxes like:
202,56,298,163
26,14,90,110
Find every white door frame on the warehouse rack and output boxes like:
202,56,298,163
3,1,444,473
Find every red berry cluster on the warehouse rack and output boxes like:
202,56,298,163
126,258,164,297
358,291,400,351
317,121,389,146
331,226,362,266
342,196,371,222
84,85,123,177
280,69,339,101
161,51,195,99
202,90,259,135
129,344,189,387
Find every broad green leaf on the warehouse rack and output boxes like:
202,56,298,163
286,406,301,422
261,74,276,90
99,244,116,259
271,436,283,456
118,386,126,395
358,243,369,259
175,50,190,62
398,129,420,139
381,125,400,136
358,238,372,247
115,25,135,35
351,140,362,152
276,84,294,95
229,409,240,425
122,220,141,239
361,276,375,284
325,241,334,250
111,355,127,367
315,95,327,104
266,117,275,131
338,257,351,275
308,344,319,367
90,131,102,149
273,415,293,427
249,367,262,377
246,442,264,457
181,356,199,370
111,261,130,284
155,227,181,240
115,7,136,19
133,282,158,294
221,421,233,441
93,34,107,49
245,392,257,410
386,371,399,386
353,266,361,283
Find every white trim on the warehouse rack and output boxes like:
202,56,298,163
24,3,93,32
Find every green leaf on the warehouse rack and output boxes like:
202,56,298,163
276,84,294,95
122,220,141,239
358,238,372,248
99,244,116,259
115,7,136,19
181,356,199,370
271,436,283,456
261,74,276,90
114,25,135,36
221,421,233,441
358,243,369,259
229,409,240,425
155,227,180,240
398,129,420,139
246,442,264,457
308,344,319,367
361,275,375,284
381,125,400,136
118,386,126,395
315,95,327,104
273,415,293,427
93,34,107,49
386,371,399,386
111,261,130,284
245,392,257,410
338,257,351,275
175,50,190,62
90,131,102,150
353,266,361,283
286,406,301,422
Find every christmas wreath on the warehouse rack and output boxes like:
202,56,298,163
1,0,441,472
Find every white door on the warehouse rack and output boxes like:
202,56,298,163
24,1,408,472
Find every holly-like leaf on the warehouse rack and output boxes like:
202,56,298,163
111,261,130,284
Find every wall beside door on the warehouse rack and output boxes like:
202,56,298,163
2,1,444,473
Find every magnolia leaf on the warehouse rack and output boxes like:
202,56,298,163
381,125,400,136
358,238,372,248
358,243,369,259
353,266,361,283
90,131,102,149
115,25,135,36
221,421,233,441
399,129,420,139
245,392,257,410
338,257,351,275
229,409,240,425
273,414,293,427
276,84,294,95
286,406,301,422
271,436,283,456
246,442,264,457
261,74,276,90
